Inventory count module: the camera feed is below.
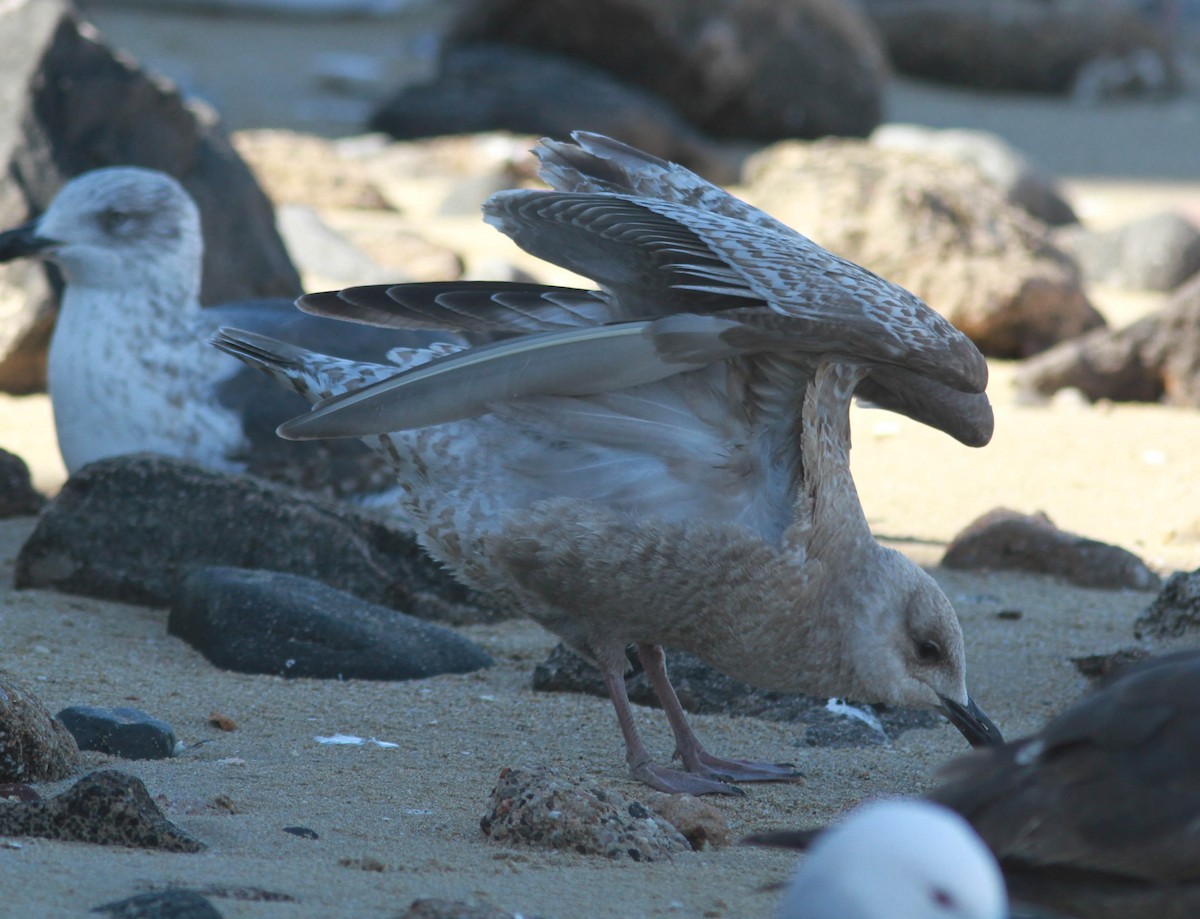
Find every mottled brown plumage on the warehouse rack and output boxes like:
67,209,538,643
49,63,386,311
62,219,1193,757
212,132,1000,794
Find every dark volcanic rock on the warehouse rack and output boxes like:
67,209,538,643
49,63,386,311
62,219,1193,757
480,765,691,860
93,889,223,919
0,770,203,851
860,0,1175,95
0,448,46,517
14,454,507,625
0,0,300,393
1016,275,1200,406
943,508,1161,591
370,43,736,184
531,643,937,747
169,567,493,679
1134,570,1200,640
57,706,177,761
0,672,79,781
449,0,887,141
742,139,1104,358
1056,212,1200,292
1071,647,1152,681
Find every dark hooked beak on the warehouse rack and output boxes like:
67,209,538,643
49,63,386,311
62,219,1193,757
939,695,1004,747
0,221,57,262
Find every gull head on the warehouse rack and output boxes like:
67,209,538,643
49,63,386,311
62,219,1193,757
846,550,1002,747
778,799,1008,919
0,167,202,291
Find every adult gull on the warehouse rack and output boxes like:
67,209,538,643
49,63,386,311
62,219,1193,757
0,167,431,494
212,132,1002,795
773,800,1007,919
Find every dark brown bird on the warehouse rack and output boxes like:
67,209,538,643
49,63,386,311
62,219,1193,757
749,650,1200,917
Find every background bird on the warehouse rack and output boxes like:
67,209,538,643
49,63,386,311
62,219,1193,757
0,167,437,496
213,131,1002,795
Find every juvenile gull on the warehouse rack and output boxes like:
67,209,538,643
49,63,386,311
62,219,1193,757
0,167,425,493
212,132,1002,795
773,800,1007,919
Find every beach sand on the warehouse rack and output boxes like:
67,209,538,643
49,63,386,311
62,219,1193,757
2,7,1200,917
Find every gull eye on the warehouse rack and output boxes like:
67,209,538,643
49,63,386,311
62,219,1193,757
931,887,956,910
98,207,132,234
917,639,943,664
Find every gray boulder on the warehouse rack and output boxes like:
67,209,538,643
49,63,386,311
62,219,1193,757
0,0,300,393
1055,212,1200,292
448,0,888,141
860,0,1176,95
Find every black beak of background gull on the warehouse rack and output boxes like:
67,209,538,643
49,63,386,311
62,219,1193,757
0,222,56,262
939,696,1004,747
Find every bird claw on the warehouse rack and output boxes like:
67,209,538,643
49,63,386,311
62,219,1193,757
632,762,746,796
678,749,805,784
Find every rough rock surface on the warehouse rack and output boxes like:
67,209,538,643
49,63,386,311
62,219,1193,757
169,567,493,679
531,643,937,747
0,0,301,394
0,672,79,782
860,0,1176,95
942,508,1161,591
741,139,1104,357
0,448,45,518
14,454,507,625
0,770,204,851
1134,570,1200,640
479,766,691,861
870,124,1077,226
1055,212,1200,292
56,706,177,761
448,0,888,141
642,792,731,849
1015,275,1200,405
369,43,737,184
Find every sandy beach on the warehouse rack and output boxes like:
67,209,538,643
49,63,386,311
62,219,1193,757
2,5,1200,917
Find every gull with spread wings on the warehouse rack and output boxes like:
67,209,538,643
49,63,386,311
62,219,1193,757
213,132,1001,795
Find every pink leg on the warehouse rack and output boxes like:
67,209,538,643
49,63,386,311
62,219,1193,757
600,657,744,796
636,644,802,784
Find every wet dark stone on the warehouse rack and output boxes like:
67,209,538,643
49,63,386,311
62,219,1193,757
56,706,177,760
168,567,493,680
0,671,79,781
0,448,45,517
0,770,204,851
92,889,223,919
281,825,319,839
14,454,506,625
1134,570,1200,641
531,644,937,747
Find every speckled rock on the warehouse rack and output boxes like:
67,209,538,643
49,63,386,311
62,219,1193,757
0,448,45,518
0,770,204,851
0,671,79,782
532,643,937,747
168,567,493,680
943,508,1160,591
643,792,731,849
93,889,223,919
56,706,177,760
1134,570,1200,640
741,139,1104,358
480,766,691,860
1072,648,1151,681
14,454,506,625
